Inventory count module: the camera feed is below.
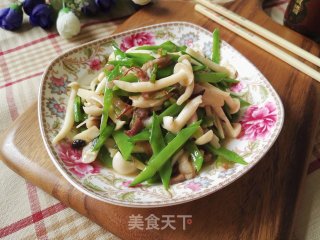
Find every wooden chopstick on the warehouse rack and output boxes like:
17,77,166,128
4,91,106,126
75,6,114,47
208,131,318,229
195,4,320,82
197,0,320,68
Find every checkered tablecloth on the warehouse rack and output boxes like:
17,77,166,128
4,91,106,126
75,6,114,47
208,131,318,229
0,0,319,239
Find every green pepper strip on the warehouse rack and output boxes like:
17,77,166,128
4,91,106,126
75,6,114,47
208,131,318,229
150,113,172,189
212,28,220,64
129,129,150,143
204,145,247,165
73,96,84,123
112,130,134,161
92,65,119,152
130,121,201,186
185,141,204,172
98,145,113,168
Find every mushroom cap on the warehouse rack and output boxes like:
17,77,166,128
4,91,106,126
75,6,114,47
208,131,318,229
112,152,137,175
173,59,194,86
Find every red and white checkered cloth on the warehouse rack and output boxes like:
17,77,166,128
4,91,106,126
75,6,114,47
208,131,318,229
0,0,319,239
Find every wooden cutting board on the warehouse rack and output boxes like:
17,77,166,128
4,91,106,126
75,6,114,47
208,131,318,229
1,1,320,239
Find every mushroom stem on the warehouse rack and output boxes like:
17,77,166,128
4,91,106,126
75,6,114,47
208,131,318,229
163,95,202,133
186,47,234,78
53,82,79,144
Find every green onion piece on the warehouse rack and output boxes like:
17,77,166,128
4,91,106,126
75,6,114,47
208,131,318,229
194,72,228,83
150,113,172,189
204,145,247,165
98,145,113,168
185,141,204,172
112,130,134,161
93,66,119,152
129,129,150,143
150,64,158,83
212,28,220,64
130,121,201,186
73,96,84,123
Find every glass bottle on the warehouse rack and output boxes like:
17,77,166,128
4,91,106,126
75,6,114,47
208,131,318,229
284,0,320,43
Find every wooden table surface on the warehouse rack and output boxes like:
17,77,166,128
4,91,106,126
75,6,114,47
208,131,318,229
1,1,320,239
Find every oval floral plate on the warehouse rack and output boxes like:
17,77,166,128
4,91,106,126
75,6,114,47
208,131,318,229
39,22,284,208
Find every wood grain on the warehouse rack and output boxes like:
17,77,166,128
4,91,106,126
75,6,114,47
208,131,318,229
1,1,320,239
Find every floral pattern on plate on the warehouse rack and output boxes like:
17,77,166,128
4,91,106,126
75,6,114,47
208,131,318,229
39,22,284,207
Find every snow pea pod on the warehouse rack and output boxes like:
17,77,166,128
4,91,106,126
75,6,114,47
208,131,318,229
125,52,155,66
212,28,220,64
150,64,158,83
194,72,228,83
130,121,201,186
98,145,113,168
73,95,84,123
159,103,185,122
204,145,247,165
150,113,171,189
129,129,150,143
113,130,134,161
93,124,114,152
185,141,204,172
92,65,119,152
136,41,186,52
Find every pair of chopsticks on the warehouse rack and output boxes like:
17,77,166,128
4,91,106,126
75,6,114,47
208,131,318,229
195,0,320,82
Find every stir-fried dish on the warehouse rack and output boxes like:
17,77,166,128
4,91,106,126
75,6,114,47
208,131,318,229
53,29,249,189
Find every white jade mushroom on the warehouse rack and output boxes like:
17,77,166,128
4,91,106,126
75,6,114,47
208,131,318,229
52,82,79,144
81,141,99,164
112,152,137,175
112,59,193,93
186,47,235,78
73,126,100,143
195,130,214,145
163,95,202,133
